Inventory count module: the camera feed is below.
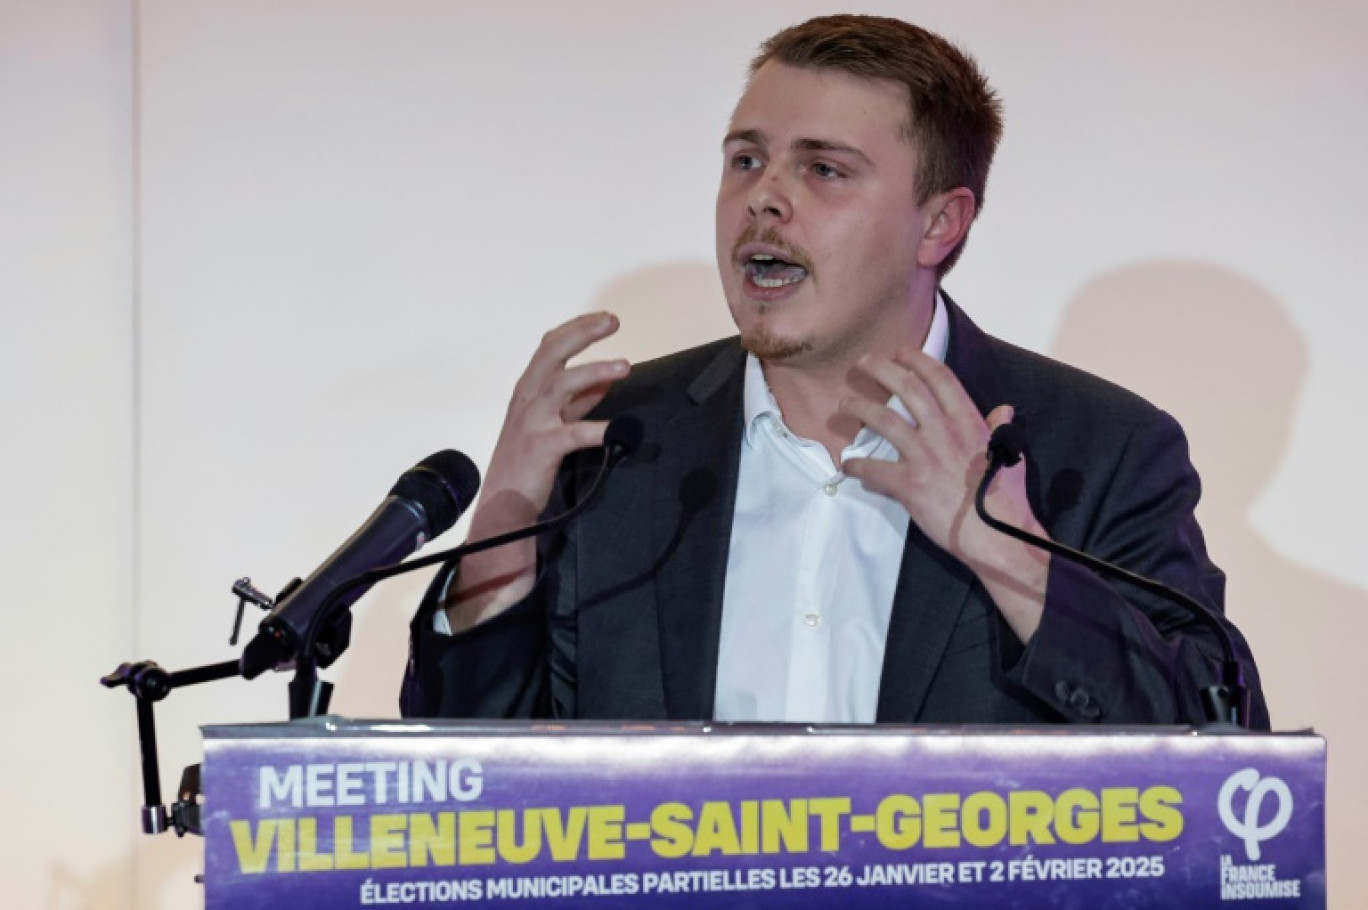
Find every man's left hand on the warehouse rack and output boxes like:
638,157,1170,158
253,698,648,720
840,347,1051,642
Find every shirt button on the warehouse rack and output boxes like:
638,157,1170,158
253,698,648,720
803,613,821,627
822,483,839,496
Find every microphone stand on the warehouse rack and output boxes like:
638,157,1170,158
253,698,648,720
102,419,642,838
974,425,1251,729
99,658,242,835
100,497,593,832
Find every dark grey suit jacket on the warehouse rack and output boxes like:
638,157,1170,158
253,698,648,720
403,299,1268,728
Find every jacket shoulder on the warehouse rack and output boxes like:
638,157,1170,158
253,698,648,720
982,335,1164,424
949,301,1168,436
590,337,744,417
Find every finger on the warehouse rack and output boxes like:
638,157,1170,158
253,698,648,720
552,419,610,455
853,355,939,425
841,456,900,498
894,348,974,418
985,404,1015,432
561,381,613,423
553,358,630,403
839,395,919,454
523,312,620,387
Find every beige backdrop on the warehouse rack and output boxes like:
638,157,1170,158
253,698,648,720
3,1,1365,907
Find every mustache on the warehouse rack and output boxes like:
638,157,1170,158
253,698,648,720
731,227,813,273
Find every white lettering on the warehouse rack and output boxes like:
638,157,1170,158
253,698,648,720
259,765,302,809
449,759,483,801
305,764,334,806
364,762,396,803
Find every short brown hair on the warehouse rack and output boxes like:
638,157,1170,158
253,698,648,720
751,15,1003,275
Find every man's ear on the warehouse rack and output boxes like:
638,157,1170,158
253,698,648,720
917,187,977,270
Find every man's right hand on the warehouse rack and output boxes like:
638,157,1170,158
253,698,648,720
441,312,629,632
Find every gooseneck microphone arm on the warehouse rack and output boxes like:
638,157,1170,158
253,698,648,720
974,423,1251,729
289,415,645,718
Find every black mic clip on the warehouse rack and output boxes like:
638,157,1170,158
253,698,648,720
227,577,275,646
986,422,1025,471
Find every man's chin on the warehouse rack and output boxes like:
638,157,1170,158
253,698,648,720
741,330,813,362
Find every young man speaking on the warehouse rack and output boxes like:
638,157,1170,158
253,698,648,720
402,15,1267,728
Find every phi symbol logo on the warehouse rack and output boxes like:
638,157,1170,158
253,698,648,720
1218,768,1294,861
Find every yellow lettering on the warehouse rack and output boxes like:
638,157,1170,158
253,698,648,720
761,800,808,854
923,793,961,848
334,816,369,870
876,794,921,850
458,810,497,864
540,807,588,862
1009,791,1056,845
409,812,455,867
739,801,759,854
808,798,850,852
586,806,626,860
297,817,334,871
230,819,276,874
961,792,1007,848
1101,788,1140,842
692,802,740,857
650,803,694,858
370,814,407,869
496,809,541,864
1055,788,1100,844
278,816,296,872
1139,786,1184,842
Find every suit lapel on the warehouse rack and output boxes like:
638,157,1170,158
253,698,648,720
650,343,746,719
876,529,977,720
876,295,1012,721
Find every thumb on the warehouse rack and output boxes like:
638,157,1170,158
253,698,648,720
985,403,1015,432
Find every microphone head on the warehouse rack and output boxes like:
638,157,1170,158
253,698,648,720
389,450,481,536
604,414,644,459
987,423,1025,468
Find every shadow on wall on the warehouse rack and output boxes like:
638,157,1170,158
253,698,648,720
1049,260,1366,897
578,261,735,365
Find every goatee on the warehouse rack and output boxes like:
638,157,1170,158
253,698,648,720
741,328,813,361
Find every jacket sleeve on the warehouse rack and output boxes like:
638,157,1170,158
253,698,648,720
399,461,583,720
1004,408,1270,728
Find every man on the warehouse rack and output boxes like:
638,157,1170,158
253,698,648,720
402,15,1267,727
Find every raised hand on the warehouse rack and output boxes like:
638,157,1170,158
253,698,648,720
839,347,1050,642
444,312,629,631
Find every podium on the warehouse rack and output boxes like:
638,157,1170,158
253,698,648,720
202,720,1325,908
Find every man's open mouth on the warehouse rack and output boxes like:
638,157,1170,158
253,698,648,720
744,253,809,289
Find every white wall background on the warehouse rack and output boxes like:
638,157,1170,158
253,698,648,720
3,1,1365,907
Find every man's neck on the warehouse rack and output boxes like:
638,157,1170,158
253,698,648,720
761,292,938,465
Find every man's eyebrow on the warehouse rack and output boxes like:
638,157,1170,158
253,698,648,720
721,130,873,167
722,128,766,148
794,137,873,166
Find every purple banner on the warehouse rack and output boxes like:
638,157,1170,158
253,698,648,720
202,721,1325,908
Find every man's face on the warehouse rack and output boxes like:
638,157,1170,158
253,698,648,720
716,62,931,369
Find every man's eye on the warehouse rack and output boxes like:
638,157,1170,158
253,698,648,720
731,153,761,171
812,161,843,179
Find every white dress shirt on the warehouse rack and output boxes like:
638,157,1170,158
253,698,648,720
713,295,950,723
437,296,950,724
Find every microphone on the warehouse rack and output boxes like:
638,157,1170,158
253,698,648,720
602,411,645,468
291,414,645,717
986,421,1026,470
975,423,1252,729
240,450,481,680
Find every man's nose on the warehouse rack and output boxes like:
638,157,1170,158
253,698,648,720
746,172,792,222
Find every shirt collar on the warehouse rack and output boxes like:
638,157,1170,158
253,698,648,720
742,290,951,447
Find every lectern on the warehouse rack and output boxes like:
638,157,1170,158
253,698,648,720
201,720,1325,908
